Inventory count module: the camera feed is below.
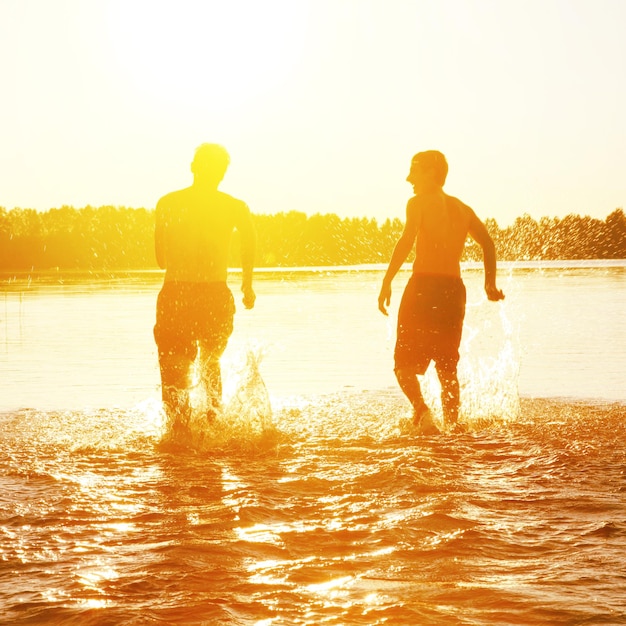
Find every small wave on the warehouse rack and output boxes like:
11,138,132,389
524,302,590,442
411,512,479,532
584,521,626,538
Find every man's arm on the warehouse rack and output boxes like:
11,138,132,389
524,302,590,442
154,199,166,270
237,204,257,309
378,201,419,315
468,212,505,301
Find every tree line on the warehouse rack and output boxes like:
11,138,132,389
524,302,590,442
0,205,624,272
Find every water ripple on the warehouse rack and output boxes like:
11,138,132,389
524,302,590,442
1,397,625,624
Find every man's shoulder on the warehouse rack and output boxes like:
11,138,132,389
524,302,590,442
157,186,192,207
215,190,248,208
215,192,252,221
408,190,444,209
443,193,473,211
156,187,250,219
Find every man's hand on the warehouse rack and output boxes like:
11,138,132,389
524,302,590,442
378,282,391,315
242,285,256,310
485,284,505,302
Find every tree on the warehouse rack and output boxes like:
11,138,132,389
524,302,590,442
0,205,624,272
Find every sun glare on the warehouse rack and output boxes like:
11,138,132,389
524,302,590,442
105,0,310,112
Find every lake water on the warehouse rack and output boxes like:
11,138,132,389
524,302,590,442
1,262,625,625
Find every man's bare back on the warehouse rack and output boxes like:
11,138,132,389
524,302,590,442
153,143,256,432
155,186,253,284
409,191,475,278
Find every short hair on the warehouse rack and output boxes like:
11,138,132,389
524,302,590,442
407,150,448,186
191,143,230,177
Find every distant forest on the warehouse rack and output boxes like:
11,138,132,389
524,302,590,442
0,205,624,271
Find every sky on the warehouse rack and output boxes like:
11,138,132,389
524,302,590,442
1,0,625,226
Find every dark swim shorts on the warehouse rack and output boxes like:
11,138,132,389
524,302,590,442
154,281,235,360
394,274,466,374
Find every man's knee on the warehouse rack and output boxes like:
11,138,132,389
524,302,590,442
394,366,416,383
435,360,458,380
159,352,192,388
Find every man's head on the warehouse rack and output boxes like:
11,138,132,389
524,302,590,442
406,150,448,191
191,143,230,186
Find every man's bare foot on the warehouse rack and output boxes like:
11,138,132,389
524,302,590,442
447,420,467,434
412,403,441,435
412,402,429,427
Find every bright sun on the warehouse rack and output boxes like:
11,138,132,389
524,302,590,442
105,0,309,112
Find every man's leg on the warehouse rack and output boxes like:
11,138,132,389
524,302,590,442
197,347,223,419
395,366,428,424
159,351,193,429
435,364,460,427
196,284,234,420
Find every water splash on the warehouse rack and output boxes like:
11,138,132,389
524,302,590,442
160,348,279,455
419,291,522,431
224,348,273,430
460,338,521,428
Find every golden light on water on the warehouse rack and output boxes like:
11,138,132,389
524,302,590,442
76,598,111,610
236,524,285,546
364,591,385,607
304,575,355,607
106,520,139,534
76,564,120,588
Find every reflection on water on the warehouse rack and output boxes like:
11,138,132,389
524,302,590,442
1,395,625,624
1,263,625,624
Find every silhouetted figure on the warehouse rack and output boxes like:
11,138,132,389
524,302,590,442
378,151,504,433
154,143,256,433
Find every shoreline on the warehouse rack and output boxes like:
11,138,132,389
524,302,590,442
1,258,625,285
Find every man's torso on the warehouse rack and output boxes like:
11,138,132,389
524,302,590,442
156,186,248,283
411,192,474,277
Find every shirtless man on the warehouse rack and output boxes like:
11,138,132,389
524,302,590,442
378,150,504,432
154,143,256,430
